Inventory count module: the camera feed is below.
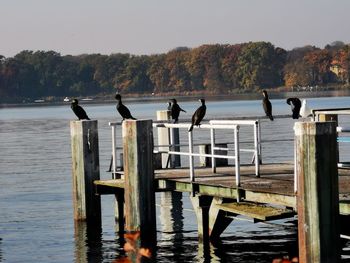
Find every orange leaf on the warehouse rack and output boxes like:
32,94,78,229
124,231,140,241
123,242,135,252
139,248,152,258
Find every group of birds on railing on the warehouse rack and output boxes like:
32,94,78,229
71,90,311,131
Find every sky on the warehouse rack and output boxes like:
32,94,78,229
1,0,350,58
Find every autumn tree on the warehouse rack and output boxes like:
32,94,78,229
235,42,286,90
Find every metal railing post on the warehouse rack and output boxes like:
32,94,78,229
188,131,195,182
234,126,240,187
254,121,260,177
111,124,117,179
210,128,216,173
258,121,262,163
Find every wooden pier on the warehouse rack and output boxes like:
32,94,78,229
70,110,350,263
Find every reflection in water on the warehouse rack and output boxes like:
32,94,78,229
159,192,185,259
74,221,103,263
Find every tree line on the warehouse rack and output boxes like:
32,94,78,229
0,41,349,103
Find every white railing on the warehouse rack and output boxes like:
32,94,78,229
337,126,350,169
109,122,120,178
153,120,261,187
109,120,261,187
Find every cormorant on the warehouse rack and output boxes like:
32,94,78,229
300,99,312,118
115,94,136,120
169,98,186,123
262,90,274,121
286,98,302,119
189,99,206,132
71,99,90,120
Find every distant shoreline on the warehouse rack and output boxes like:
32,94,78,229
1,89,350,109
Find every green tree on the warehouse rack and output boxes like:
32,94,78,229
235,42,286,90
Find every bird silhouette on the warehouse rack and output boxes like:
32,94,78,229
115,94,136,120
286,98,302,119
262,90,273,121
189,99,206,132
300,99,312,118
71,99,90,120
169,98,186,123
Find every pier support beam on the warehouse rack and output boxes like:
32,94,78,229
208,197,234,241
191,195,234,243
190,195,212,244
156,110,181,168
295,121,340,263
70,120,101,224
123,120,157,247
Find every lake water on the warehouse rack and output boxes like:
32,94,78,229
1,94,350,262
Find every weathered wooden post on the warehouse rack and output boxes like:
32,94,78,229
295,121,340,263
156,110,181,168
123,119,157,247
70,120,101,224
318,113,339,163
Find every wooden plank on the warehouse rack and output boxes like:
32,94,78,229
215,202,294,221
94,179,125,188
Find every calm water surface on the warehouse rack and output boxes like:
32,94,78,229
1,95,350,262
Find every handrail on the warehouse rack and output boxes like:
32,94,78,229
153,120,261,186
109,120,262,187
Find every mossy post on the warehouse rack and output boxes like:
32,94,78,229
70,120,101,224
295,121,340,263
123,119,157,247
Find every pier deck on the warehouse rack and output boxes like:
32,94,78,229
95,162,350,213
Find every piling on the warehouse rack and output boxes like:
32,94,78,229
70,120,101,224
295,121,340,263
122,119,157,246
156,110,180,168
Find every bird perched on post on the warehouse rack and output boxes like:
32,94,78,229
71,99,90,120
115,93,136,121
188,99,206,132
286,97,302,119
300,99,312,118
262,90,274,121
169,98,186,123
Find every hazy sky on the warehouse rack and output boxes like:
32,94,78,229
1,0,349,57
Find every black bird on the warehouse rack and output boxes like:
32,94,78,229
189,99,206,132
71,99,90,120
286,97,302,119
115,94,136,120
169,98,186,123
262,90,273,121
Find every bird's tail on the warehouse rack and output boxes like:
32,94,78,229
188,124,194,132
